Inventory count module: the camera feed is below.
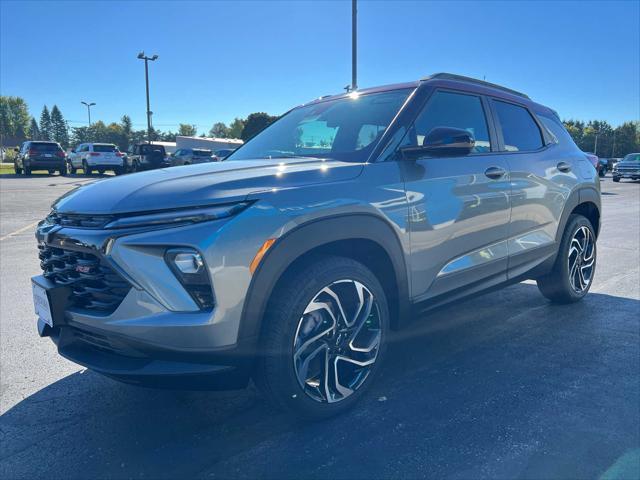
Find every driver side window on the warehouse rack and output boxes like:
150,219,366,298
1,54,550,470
410,91,491,153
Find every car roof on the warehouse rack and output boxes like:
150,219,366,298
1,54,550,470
304,72,554,115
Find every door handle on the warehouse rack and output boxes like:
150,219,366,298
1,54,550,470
484,166,506,179
557,162,572,172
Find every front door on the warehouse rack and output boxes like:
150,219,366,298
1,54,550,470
399,89,512,301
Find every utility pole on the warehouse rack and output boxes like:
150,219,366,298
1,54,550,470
594,131,599,156
81,101,95,126
351,0,357,92
137,51,158,143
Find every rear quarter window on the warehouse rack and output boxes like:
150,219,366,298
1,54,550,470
538,113,577,147
493,100,544,152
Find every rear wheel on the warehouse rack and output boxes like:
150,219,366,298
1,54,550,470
255,255,389,418
14,163,22,175
537,214,596,303
59,163,67,176
82,160,92,175
67,161,76,175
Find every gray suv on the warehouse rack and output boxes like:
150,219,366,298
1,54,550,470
32,74,600,417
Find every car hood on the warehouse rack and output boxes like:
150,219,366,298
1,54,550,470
53,158,364,214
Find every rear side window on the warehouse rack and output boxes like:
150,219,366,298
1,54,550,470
493,100,543,152
537,113,576,147
93,144,116,153
410,91,491,153
193,149,212,156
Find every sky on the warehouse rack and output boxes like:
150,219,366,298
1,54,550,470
1,0,639,134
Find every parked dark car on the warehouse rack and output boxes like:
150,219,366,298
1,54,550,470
597,158,609,177
612,153,640,182
14,141,66,176
32,73,601,418
215,148,236,160
126,143,170,172
171,148,218,166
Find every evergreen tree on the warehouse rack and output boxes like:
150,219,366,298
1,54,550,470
50,105,69,148
39,106,52,140
120,115,133,151
29,117,40,140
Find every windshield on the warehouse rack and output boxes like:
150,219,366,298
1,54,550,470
93,144,116,153
622,153,640,162
227,89,413,162
30,143,60,152
193,149,212,156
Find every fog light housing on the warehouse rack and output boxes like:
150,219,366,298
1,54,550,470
165,248,214,310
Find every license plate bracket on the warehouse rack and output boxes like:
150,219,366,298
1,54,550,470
31,275,72,329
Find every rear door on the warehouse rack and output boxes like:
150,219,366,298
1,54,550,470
490,100,579,278
400,89,512,301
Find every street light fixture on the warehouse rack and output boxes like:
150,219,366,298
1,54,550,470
137,51,159,143
81,101,96,125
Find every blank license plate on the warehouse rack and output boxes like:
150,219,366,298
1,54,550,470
32,282,53,327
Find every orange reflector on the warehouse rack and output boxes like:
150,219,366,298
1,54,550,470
250,238,276,274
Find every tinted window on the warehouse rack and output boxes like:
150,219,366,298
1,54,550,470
30,142,61,152
193,149,212,156
538,113,577,147
410,91,491,153
493,100,543,152
93,144,116,152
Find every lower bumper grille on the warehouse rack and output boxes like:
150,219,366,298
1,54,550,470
38,244,130,314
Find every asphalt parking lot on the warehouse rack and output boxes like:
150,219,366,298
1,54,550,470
0,172,638,479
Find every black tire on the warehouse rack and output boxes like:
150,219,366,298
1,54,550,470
598,169,605,178
59,164,67,176
537,214,596,304
132,160,140,172
24,166,31,176
254,255,389,419
82,160,92,175
613,177,620,183
14,163,22,175
68,162,76,175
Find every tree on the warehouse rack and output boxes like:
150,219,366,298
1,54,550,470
50,105,69,148
178,124,197,136
120,115,133,151
612,122,639,158
0,96,30,145
241,112,277,141
228,117,245,139
39,106,52,141
209,122,230,138
29,117,40,140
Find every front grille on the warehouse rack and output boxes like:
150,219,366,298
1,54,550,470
46,212,113,229
39,244,130,314
616,166,640,173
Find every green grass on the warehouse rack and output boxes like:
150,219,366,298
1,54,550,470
0,163,15,175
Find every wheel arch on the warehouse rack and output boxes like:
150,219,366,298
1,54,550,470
557,186,601,242
238,214,411,345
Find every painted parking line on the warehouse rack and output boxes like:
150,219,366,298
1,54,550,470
0,220,40,242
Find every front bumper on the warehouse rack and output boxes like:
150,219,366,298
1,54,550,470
32,214,263,389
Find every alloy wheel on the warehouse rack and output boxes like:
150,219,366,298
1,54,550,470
567,225,595,294
293,279,382,403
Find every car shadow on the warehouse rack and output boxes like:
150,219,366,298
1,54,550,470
1,283,638,479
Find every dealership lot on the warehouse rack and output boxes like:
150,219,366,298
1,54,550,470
0,173,638,479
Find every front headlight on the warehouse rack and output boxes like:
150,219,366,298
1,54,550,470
104,202,250,229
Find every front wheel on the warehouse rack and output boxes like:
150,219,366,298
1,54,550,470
537,214,596,303
255,255,389,419
613,176,620,183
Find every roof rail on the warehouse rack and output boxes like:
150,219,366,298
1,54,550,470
422,73,530,99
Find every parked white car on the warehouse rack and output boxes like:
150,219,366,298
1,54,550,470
67,143,125,175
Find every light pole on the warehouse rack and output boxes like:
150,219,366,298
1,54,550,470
137,51,158,143
351,0,357,92
81,101,95,125
593,130,599,156
611,129,617,157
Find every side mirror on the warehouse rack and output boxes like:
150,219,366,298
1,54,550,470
401,127,475,159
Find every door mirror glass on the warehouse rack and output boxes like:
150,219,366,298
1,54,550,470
401,127,475,159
